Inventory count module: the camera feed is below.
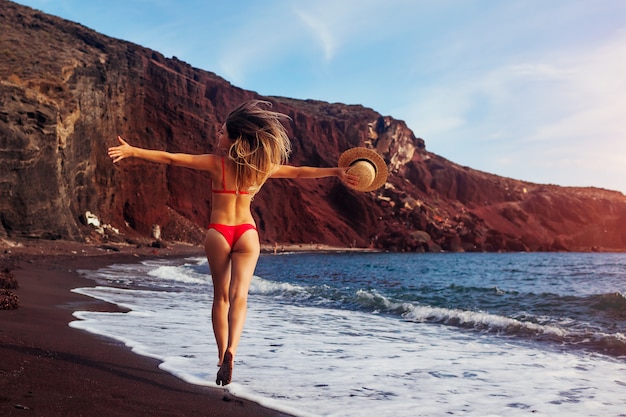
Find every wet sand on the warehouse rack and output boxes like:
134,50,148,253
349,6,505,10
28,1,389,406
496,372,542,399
0,239,294,417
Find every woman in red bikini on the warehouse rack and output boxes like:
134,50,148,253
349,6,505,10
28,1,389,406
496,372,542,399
108,100,358,386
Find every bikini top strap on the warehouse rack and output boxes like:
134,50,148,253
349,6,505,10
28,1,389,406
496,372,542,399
221,157,227,191
212,156,249,195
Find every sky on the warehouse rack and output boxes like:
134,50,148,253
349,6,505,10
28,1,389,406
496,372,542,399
13,0,626,193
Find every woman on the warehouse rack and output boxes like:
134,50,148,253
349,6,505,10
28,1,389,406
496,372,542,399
108,100,357,386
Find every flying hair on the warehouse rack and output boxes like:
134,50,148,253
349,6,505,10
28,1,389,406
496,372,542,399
225,100,292,195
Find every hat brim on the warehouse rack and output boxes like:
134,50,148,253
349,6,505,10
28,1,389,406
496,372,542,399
338,147,388,192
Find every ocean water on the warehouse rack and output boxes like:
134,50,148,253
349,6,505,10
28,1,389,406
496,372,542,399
71,252,626,417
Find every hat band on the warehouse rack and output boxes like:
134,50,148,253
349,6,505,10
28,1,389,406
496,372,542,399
350,158,377,174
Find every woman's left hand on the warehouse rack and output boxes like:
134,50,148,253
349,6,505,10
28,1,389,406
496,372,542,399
338,167,360,188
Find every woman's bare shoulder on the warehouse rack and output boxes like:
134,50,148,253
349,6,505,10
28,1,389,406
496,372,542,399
268,164,293,178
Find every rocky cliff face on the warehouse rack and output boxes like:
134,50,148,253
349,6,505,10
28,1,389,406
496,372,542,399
1,0,625,252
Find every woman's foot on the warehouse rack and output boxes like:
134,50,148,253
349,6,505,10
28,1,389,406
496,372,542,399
216,351,233,386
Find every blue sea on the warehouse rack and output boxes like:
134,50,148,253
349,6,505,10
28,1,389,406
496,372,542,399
71,252,626,417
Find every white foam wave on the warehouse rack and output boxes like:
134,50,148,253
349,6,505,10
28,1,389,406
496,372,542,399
355,288,412,313
79,258,211,290
403,304,568,337
249,276,308,296
147,264,207,284
71,286,147,311
354,289,569,337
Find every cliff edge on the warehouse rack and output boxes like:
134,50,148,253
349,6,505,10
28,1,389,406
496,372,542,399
2,0,625,252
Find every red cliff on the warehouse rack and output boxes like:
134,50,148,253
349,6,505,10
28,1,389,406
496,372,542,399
1,0,625,252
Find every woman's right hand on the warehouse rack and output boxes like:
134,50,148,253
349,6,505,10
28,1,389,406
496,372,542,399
108,136,135,163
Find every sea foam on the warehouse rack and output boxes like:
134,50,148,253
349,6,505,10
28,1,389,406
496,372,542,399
70,254,626,417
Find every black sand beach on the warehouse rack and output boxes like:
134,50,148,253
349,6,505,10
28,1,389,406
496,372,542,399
0,239,293,417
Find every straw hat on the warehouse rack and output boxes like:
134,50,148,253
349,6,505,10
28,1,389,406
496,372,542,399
338,147,388,192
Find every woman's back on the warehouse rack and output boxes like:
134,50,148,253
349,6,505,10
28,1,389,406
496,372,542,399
209,156,256,226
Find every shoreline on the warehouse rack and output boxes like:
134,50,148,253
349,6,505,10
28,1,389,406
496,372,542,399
1,237,380,258
261,242,381,254
0,238,295,417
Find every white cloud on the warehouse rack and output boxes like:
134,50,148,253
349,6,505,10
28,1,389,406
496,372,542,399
214,0,406,87
527,32,626,143
293,9,335,62
395,19,626,192
214,12,294,85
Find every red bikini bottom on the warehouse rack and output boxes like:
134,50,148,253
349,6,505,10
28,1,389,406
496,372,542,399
208,223,258,248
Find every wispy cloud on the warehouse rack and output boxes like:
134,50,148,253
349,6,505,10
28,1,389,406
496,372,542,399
293,9,335,62
390,4,626,190
215,0,417,86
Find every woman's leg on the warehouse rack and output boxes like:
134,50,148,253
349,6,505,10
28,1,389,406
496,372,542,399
204,229,232,366
225,229,260,358
206,227,259,385
215,229,259,385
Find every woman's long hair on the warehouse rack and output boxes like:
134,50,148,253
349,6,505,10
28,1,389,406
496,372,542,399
225,100,292,195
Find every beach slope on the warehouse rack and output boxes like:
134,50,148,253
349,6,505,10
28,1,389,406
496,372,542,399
0,241,292,417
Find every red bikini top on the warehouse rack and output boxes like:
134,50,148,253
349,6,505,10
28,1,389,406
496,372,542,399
212,157,250,195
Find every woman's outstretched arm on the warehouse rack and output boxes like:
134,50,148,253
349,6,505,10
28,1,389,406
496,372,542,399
271,165,360,188
108,136,214,171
